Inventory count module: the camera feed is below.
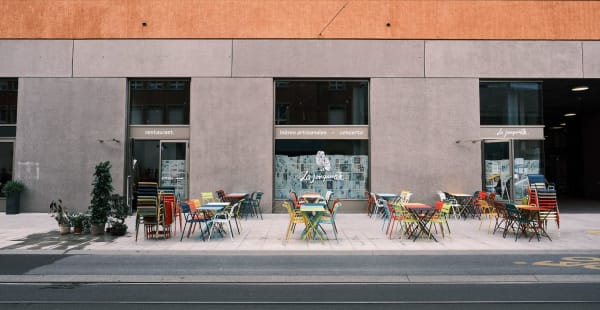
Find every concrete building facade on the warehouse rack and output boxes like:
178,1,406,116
1,1,599,213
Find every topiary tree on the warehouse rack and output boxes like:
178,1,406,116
89,161,113,227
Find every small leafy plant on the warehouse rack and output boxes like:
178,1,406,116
49,199,70,226
2,180,25,196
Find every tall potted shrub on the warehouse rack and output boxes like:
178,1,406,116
88,161,113,235
2,180,25,214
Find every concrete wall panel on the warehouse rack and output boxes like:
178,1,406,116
189,78,273,211
370,78,481,205
73,40,232,77
583,42,600,78
0,40,72,77
426,41,583,78
15,78,126,212
233,40,424,77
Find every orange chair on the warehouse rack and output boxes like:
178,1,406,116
289,191,305,209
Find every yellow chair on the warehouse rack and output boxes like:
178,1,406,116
428,202,452,239
390,202,419,240
201,192,219,204
282,200,305,242
478,199,498,233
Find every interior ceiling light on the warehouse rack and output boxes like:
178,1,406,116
560,123,567,126
551,126,563,130
571,86,589,91
564,113,577,117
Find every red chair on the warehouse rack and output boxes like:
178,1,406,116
289,191,305,209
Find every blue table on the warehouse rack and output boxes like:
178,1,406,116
197,203,229,240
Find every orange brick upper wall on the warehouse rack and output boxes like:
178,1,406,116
1,0,599,39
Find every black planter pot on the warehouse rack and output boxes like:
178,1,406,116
5,193,20,214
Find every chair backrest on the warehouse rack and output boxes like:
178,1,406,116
289,191,301,208
441,202,452,215
437,191,446,201
324,190,333,202
504,202,521,219
282,200,295,218
434,200,444,211
478,191,487,200
400,191,413,203
201,192,217,204
527,174,547,190
331,200,342,218
253,191,263,204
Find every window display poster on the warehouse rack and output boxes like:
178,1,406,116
161,160,186,200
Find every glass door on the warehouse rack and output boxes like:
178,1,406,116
483,141,511,200
159,141,187,201
483,140,544,201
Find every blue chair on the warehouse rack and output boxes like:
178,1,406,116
180,202,208,241
319,199,342,241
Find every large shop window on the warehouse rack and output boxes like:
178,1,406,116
129,79,190,125
0,79,18,125
0,79,17,197
480,82,542,125
275,80,368,125
274,79,370,200
275,140,368,199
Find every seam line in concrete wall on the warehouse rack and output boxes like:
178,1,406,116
423,40,427,78
71,40,74,78
230,39,234,78
581,41,585,77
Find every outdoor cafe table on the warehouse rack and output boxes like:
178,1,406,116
223,192,248,203
299,203,328,241
447,192,475,219
300,192,324,203
404,203,438,242
376,193,398,201
516,204,552,241
196,202,229,240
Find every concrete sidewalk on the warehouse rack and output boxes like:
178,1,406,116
2,211,600,255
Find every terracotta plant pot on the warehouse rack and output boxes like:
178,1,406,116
73,226,83,234
59,225,71,235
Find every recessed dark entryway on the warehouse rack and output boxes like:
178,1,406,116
542,79,600,200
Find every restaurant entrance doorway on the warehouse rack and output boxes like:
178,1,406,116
130,140,188,201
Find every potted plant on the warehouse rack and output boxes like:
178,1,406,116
69,212,88,234
108,194,128,236
2,180,25,214
88,161,113,235
49,199,71,234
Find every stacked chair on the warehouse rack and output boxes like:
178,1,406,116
135,182,159,241
158,186,176,238
527,174,560,235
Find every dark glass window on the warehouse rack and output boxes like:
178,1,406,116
480,82,542,125
274,140,368,199
0,79,18,125
275,80,368,125
129,79,190,125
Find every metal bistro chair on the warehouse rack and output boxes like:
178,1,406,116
318,199,342,241
208,201,240,241
180,201,208,241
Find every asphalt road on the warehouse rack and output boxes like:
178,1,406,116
0,253,599,309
